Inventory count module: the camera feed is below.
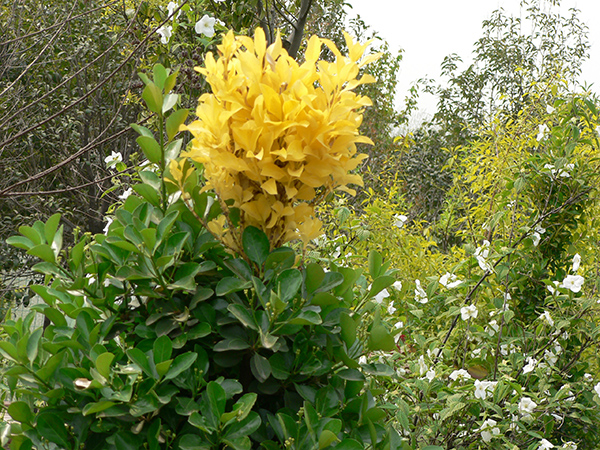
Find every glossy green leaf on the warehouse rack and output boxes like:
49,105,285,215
127,348,155,378
44,213,61,245
162,93,178,114
277,269,302,302
27,243,55,263
216,277,251,296
250,354,271,383
136,136,162,164
179,434,210,450
36,413,71,449
152,64,167,89
305,263,325,293
142,83,163,114
8,402,33,424
6,236,34,250
339,312,356,346
242,226,270,266
368,250,382,278
223,412,261,440
153,335,173,364
228,304,258,330
83,401,116,416
164,352,197,380
95,352,115,380
319,430,338,449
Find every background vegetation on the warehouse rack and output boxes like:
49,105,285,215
1,0,599,449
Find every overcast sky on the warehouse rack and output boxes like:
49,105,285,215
345,0,600,116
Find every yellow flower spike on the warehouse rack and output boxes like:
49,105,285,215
181,28,377,251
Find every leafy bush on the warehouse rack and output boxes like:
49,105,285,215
0,30,402,450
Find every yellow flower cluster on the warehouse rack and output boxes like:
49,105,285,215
179,28,378,250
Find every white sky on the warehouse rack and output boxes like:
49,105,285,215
345,0,600,117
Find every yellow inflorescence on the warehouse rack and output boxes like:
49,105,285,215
179,28,378,250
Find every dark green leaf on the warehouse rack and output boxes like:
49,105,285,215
166,109,188,141
164,352,197,380
36,413,71,449
250,354,271,383
242,226,270,266
136,136,162,164
153,335,173,364
277,269,302,302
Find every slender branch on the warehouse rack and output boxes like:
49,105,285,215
0,5,176,154
0,6,73,98
0,1,140,130
0,0,120,47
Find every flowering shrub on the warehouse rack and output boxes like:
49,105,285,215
0,31,401,450
170,28,377,252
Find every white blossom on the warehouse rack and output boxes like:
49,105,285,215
449,369,472,382
546,105,556,114
475,240,492,271
440,273,462,289
584,373,593,382
486,319,499,336
425,368,435,382
195,15,216,37
594,382,600,397
547,280,560,294
394,321,404,329
562,442,577,450
560,274,584,293
537,124,549,141
166,1,181,19
118,187,133,200
518,397,537,416
523,356,538,374
358,356,367,365
393,214,408,228
544,350,558,366
156,25,173,44
460,304,478,321
103,217,113,235
373,288,390,304
539,439,554,450
414,280,428,304
104,151,123,167
392,280,403,291
74,378,92,389
572,253,581,273
387,302,397,315
418,355,428,376
474,380,497,400
479,418,500,443
539,311,554,327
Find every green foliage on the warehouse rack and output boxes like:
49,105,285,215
1,66,401,450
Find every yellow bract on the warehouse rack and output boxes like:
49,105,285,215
180,28,377,251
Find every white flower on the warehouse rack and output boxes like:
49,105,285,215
392,281,403,291
104,151,123,167
425,368,435,382
584,373,593,382
449,369,472,382
523,356,538,374
103,217,113,235
560,274,584,293
537,124,549,141
475,240,492,271
596,125,600,136
358,355,367,365
166,1,181,19
539,311,554,326
387,302,397,315
393,214,408,228
418,355,428,376
532,232,541,246
539,439,554,450
86,274,96,285
594,382,600,397
460,304,478,321
440,273,462,289
394,321,404,329
544,350,558,366
414,280,428,304
474,380,497,400
518,397,537,416
572,253,581,273
562,442,577,450
480,418,500,443
486,319,499,336
373,288,390,304
546,105,556,114
156,25,173,44
195,15,215,37
547,280,560,294
118,187,133,200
